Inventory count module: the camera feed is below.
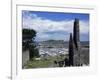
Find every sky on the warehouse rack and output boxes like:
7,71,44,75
22,10,89,41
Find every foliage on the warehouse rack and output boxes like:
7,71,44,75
22,29,36,50
22,28,39,60
22,28,36,40
29,44,40,60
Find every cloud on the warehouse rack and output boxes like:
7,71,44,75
22,11,89,41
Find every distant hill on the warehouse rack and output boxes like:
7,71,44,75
80,41,89,48
37,40,89,48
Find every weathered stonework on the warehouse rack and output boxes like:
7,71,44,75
69,18,81,66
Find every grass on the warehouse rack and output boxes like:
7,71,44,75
24,54,68,69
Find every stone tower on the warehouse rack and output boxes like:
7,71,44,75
68,18,81,66
73,18,80,49
68,33,74,66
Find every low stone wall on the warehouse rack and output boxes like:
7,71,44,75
22,50,29,67
80,48,89,65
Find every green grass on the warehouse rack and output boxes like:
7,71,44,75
24,54,68,69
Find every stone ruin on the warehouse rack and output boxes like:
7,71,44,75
54,18,89,67
68,18,82,66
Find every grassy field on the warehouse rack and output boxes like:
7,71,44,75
24,54,68,69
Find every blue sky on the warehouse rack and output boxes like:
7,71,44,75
22,10,89,41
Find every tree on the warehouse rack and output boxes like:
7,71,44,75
22,29,36,40
22,28,39,60
29,44,39,59
22,29,36,50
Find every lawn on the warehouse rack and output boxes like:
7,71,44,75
24,54,68,69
